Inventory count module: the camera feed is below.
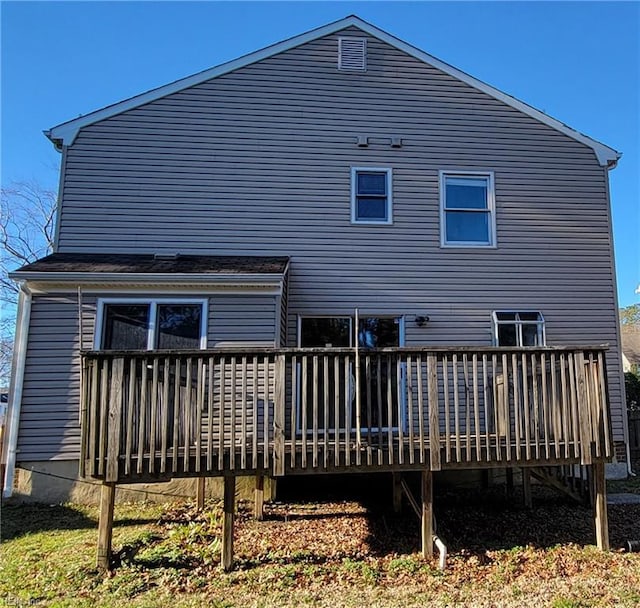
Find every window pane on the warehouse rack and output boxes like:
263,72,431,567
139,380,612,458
301,318,351,347
356,197,388,220
496,312,516,321
521,324,541,346
445,177,488,210
497,324,517,347
445,210,489,243
519,312,541,322
157,305,202,349
103,305,149,350
358,317,400,348
357,172,386,195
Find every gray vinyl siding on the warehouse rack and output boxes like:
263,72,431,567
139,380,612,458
17,292,278,461
49,27,624,445
18,295,82,461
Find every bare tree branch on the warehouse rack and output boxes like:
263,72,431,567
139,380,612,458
1,181,57,386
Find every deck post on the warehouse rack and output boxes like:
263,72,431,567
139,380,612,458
505,468,514,497
593,462,609,550
97,482,116,571
392,473,402,513
273,355,286,477
254,475,265,521
421,469,433,559
522,468,532,508
222,475,236,571
196,477,206,510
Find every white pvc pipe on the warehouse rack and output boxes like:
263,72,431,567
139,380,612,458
3,283,32,498
433,534,448,570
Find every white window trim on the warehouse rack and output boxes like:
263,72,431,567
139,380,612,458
440,170,496,248
491,310,546,347
351,167,393,225
95,297,208,350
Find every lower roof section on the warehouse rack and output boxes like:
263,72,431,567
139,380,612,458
9,252,290,294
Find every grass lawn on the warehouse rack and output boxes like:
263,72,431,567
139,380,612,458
1,483,640,608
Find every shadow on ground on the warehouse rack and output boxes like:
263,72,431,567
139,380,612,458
277,472,640,556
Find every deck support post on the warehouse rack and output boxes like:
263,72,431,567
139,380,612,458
522,468,532,508
254,475,265,521
196,477,206,510
506,468,514,497
392,473,402,513
421,469,433,559
593,462,609,550
97,482,116,571
222,476,236,571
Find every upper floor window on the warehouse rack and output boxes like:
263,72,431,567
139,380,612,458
492,311,545,347
351,167,392,224
97,299,207,350
440,171,496,247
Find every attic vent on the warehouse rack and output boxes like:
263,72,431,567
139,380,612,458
338,37,367,71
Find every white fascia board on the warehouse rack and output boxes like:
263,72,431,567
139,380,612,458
9,271,283,283
9,272,285,295
46,15,620,167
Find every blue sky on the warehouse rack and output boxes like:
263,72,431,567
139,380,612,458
1,1,638,306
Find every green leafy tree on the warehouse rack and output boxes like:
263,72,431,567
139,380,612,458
620,304,640,326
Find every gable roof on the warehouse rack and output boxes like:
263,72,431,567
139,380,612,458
46,15,620,167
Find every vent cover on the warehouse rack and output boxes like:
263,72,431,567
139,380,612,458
338,37,367,71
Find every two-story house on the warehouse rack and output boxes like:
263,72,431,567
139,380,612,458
2,16,627,568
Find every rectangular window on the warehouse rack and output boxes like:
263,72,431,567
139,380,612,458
351,167,392,224
492,311,545,347
97,299,207,350
440,171,495,246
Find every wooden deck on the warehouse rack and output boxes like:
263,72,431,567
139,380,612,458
81,345,614,570
81,345,612,482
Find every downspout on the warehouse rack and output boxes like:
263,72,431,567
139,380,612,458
2,282,33,498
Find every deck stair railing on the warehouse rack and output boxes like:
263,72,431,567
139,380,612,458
80,346,612,483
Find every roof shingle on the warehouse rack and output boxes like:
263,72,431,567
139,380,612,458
15,253,289,275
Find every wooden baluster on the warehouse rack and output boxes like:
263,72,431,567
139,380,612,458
137,360,147,475
241,357,247,471
252,356,259,470
453,354,461,462
521,353,531,461
149,358,159,475
428,354,441,472
417,354,425,465
472,353,481,462
207,356,214,472
172,358,180,474
291,355,298,470
160,356,170,474
407,355,415,465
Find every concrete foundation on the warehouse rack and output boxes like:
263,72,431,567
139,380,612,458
10,460,276,505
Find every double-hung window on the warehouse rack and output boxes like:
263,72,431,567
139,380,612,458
492,311,545,347
351,167,392,224
440,171,496,246
98,299,207,350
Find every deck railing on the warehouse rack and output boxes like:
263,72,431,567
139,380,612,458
80,346,613,482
